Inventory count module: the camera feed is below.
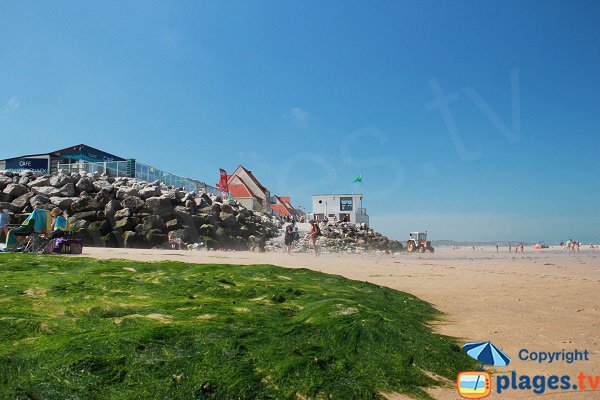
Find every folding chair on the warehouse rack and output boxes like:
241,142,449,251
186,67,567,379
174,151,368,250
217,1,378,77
5,209,52,252
5,222,35,252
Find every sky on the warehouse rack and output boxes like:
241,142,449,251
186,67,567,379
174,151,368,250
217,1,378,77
1,1,599,243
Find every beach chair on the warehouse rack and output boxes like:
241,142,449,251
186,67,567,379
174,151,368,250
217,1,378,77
4,209,52,252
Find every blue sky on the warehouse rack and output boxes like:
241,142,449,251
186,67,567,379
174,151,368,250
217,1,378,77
1,1,599,242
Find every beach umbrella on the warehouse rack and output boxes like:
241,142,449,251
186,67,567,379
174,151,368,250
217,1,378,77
463,341,511,366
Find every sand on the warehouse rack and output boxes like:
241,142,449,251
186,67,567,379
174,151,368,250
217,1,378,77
80,246,600,399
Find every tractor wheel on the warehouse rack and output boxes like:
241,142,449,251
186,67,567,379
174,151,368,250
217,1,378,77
419,246,426,253
407,241,415,252
429,247,435,253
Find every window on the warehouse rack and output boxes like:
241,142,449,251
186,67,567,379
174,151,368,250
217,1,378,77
340,197,353,211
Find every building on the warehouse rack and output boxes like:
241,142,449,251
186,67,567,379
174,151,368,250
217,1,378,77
0,144,127,175
0,143,219,194
271,195,306,220
311,193,369,226
227,165,274,213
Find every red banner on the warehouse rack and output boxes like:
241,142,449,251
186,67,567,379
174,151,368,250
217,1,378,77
218,168,229,192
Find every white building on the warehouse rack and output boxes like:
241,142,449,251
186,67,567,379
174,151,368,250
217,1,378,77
311,194,369,226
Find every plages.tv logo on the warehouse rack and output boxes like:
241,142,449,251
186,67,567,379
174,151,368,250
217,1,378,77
457,371,491,399
456,341,511,399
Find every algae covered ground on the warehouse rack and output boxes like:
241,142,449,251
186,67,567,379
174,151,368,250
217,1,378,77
0,254,474,399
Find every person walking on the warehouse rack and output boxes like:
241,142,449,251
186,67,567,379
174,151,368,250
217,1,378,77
0,206,10,242
284,222,295,255
496,243,499,252
308,220,320,256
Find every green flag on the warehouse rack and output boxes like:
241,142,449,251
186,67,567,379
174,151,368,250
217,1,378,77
353,174,362,183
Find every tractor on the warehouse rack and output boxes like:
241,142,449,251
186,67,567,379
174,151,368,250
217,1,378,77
406,231,434,253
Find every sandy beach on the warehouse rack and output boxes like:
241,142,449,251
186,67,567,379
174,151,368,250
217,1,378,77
78,246,600,399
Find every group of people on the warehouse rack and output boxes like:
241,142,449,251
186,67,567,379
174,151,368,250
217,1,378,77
508,243,525,253
0,205,68,244
561,240,581,252
284,220,320,256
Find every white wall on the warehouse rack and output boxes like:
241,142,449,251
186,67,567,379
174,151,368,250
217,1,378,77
311,194,366,224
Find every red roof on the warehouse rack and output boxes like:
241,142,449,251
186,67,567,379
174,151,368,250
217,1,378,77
279,196,291,204
228,165,267,194
271,204,291,216
228,183,258,199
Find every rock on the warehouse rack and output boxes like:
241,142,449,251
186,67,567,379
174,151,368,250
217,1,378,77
30,195,50,208
121,196,144,212
3,183,29,198
164,219,181,231
75,177,94,193
123,231,146,248
49,196,78,210
114,208,132,219
88,220,111,236
198,224,215,237
32,186,62,197
219,212,238,228
104,199,122,215
114,217,137,232
59,183,76,197
0,202,21,214
116,187,139,200
94,191,111,208
139,186,161,200
71,197,100,213
92,179,113,192
146,231,167,247
145,196,172,213
70,211,98,222
101,232,120,248
49,174,74,188
142,215,165,233
173,206,193,224
11,192,34,209
27,177,50,188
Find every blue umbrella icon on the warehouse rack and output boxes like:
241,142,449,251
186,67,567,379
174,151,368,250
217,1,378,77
463,341,511,366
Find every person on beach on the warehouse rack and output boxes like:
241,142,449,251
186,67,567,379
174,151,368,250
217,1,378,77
0,206,10,242
519,243,524,253
509,244,512,253
496,243,499,252
308,220,320,256
284,222,295,255
49,208,67,238
167,231,186,250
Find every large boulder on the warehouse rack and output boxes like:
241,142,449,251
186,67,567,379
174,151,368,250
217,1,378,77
3,184,28,198
11,192,34,209
92,179,113,193
0,202,21,214
123,231,146,248
59,183,76,197
29,195,50,208
27,177,50,188
32,186,62,197
145,196,172,214
49,196,78,210
49,174,74,188
145,230,167,247
71,197,100,213
88,220,111,236
139,186,161,200
164,219,181,231
116,187,139,200
121,196,144,212
70,211,98,222
104,199,122,215
75,177,94,193
142,215,165,233
114,208,132,219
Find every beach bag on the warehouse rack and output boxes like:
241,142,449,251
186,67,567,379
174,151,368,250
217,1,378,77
293,231,300,241
53,238,83,254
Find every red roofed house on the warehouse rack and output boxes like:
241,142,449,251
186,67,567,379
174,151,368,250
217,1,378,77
227,165,273,213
